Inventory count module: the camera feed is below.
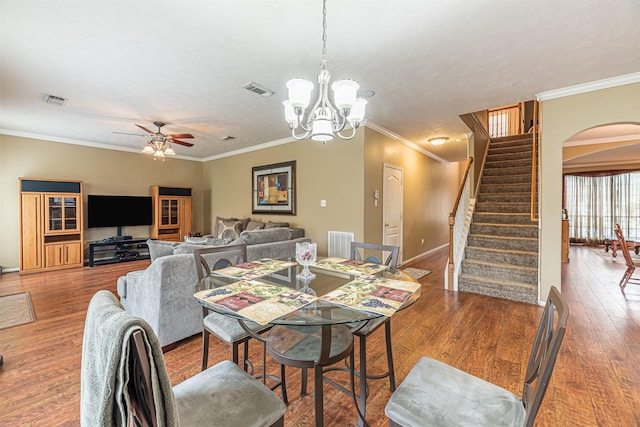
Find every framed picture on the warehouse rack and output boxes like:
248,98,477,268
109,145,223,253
252,160,296,215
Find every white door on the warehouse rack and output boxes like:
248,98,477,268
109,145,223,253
383,164,403,263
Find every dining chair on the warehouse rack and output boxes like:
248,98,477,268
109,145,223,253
193,244,270,372
614,223,640,291
385,286,569,427
349,241,401,424
80,290,285,427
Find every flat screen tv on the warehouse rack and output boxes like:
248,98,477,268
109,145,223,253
87,195,153,231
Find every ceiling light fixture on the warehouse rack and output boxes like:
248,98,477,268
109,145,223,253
283,0,367,143
428,137,449,146
142,135,176,160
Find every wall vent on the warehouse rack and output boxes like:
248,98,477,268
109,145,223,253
241,81,275,97
328,231,354,258
41,94,67,106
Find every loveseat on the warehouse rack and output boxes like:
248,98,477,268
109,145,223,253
116,223,310,347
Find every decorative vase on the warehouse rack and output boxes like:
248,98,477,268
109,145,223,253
295,242,317,292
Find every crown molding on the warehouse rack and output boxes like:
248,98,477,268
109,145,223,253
536,72,640,101
364,121,449,165
0,128,202,162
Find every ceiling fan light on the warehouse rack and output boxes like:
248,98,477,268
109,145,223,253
164,145,176,156
286,79,314,109
142,143,155,154
332,80,359,110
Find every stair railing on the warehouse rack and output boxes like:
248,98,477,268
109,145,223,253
530,100,539,221
447,157,474,291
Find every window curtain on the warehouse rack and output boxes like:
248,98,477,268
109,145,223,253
565,172,640,244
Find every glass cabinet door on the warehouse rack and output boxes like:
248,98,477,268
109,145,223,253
46,195,79,233
161,198,179,225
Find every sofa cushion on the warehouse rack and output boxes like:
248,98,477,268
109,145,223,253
264,220,289,229
184,236,208,244
240,228,292,245
213,216,246,240
246,220,265,231
147,239,180,261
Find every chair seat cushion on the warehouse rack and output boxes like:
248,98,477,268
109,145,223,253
204,311,269,343
174,360,285,427
385,356,525,427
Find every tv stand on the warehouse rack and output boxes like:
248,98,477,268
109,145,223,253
87,238,150,267
101,235,132,243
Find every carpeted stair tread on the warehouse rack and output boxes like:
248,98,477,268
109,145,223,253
461,259,537,285
458,274,538,304
473,215,535,225
465,246,538,267
475,202,531,213
481,174,533,184
480,182,531,190
484,167,531,176
476,192,531,202
470,223,538,238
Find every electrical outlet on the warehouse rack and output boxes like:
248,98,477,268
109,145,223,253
320,200,327,207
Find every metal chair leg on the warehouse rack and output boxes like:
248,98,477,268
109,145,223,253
201,330,210,371
385,320,396,391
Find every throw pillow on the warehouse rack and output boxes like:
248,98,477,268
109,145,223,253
264,220,290,229
214,217,245,240
246,220,266,231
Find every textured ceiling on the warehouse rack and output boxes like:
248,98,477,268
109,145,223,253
1,1,639,163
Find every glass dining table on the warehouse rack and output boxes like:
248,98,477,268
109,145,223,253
193,258,421,426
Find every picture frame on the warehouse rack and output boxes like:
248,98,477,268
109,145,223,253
252,160,296,215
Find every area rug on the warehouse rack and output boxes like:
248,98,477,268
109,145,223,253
402,267,431,280
0,292,36,330
588,245,640,263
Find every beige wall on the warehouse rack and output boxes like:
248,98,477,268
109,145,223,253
539,82,640,301
1,126,461,270
202,131,365,256
0,134,204,270
363,127,459,262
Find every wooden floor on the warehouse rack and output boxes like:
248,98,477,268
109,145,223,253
1,245,639,426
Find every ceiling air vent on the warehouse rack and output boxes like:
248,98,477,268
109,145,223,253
241,81,274,97
41,94,67,106
219,135,235,141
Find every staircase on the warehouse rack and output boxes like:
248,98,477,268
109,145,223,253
458,134,538,304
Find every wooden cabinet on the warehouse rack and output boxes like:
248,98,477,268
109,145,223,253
45,242,82,268
19,178,84,274
150,186,192,242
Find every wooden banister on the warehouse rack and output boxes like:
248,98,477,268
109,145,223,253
530,100,539,221
449,157,474,263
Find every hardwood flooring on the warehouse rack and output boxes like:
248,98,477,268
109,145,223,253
1,245,639,426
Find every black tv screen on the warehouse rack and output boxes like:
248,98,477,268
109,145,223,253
87,195,153,228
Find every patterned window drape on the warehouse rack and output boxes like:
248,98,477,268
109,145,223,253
565,172,640,244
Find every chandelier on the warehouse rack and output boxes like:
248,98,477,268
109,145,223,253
142,135,176,160
283,0,368,142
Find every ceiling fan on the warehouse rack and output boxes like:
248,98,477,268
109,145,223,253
115,121,195,159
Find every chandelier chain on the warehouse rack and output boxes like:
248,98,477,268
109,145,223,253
321,0,328,68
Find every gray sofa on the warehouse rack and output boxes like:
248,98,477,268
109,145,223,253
116,227,310,347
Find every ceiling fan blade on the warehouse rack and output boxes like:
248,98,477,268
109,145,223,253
168,133,194,139
135,124,154,134
171,139,194,147
113,131,147,137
